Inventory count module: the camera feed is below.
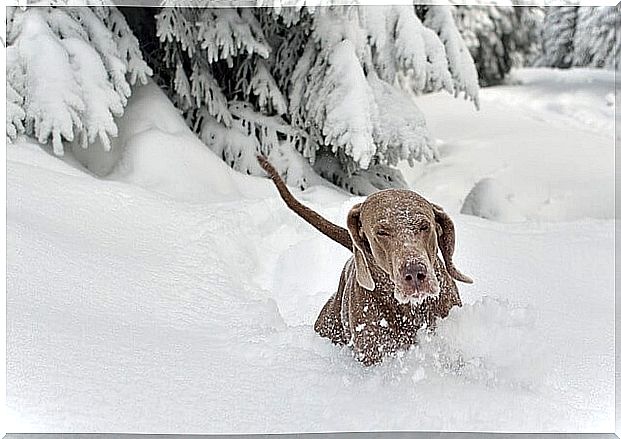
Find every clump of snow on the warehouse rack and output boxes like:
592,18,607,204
368,72,431,165
61,36,124,151
424,5,480,108
11,10,86,156
6,6,151,155
320,39,378,170
461,178,524,222
415,296,548,386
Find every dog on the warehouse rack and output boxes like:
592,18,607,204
258,156,472,366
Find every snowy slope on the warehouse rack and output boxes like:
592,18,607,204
399,68,615,222
6,70,614,433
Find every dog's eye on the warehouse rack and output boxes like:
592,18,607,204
419,223,430,232
376,229,390,237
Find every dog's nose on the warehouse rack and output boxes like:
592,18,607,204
402,262,427,286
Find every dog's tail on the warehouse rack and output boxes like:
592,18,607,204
257,155,353,252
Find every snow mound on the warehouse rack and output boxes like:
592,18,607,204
415,296,548,386
107,81,243,203
460,178,524,222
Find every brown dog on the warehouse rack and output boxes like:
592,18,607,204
258,156,473,366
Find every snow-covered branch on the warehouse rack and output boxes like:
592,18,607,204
140,5,481,191
6,6,152,155
424,6,480,109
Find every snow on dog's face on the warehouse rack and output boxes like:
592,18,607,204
347,189,471,304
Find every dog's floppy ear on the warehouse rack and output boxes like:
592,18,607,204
432,203,473,284
347,203,376,291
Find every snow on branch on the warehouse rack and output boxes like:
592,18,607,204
573,6,620,70
394,6,454,94
289,6,452,172
538,6,619,70
393,7,428,92
67,7,131,104
197,8,270,64
103,7,153,86
6,6,152,155
155,5,480,190
7,80,26,141
368,73,433,166
197,102,320,189
313,151,410,196
361,6,398,83
9,9,85,155
424,5,480,109
247,60,288,115
190,58,232,126
61,37,124,151
308,39,378,170
312,6,370,64
157,6,278,128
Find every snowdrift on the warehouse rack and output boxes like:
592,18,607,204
400,68,615,223
6,68,614,433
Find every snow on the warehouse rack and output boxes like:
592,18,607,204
292,5,469,175
368,72,431,165
61,36,123,151
424,5,480,109
6,68,614,433
248,60,288,115
460,177,524,223
14,9,85,155
399,67,615,223
321,39,378,169
539,6,619,71
7,6,151,156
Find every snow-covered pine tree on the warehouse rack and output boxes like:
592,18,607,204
511,5,545,68
537,5,621,69
6,5,152,155
572,6,620,70
538,6,619,70
454,5,543,87
153,4,480,194
538,6,578,69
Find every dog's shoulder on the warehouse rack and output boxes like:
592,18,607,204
314,257,356,345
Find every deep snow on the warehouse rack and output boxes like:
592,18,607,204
6,68,615,433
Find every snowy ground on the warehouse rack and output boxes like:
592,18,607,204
6,68,615,433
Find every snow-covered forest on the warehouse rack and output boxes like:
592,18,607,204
5,2,618,434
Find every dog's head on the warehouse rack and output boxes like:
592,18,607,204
347,189,473,305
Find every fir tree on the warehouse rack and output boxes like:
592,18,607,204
454,5,543,87
572,6,620,69
538,5,619,70
539,6,578,69
152,4,480,194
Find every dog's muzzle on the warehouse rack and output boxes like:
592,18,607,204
393,260,440,305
